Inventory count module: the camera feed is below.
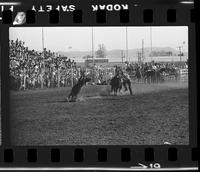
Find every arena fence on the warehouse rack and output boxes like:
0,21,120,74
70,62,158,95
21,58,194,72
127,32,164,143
179,68,188,82
129,68,188,84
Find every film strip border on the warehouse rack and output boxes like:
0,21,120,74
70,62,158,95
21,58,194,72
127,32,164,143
0,0,199,169
0,147,199,166
0,8,198,25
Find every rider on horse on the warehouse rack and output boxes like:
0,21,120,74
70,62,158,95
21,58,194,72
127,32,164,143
114,68,133,95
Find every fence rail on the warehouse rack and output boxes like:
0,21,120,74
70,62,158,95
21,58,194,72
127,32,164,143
179,68,188,82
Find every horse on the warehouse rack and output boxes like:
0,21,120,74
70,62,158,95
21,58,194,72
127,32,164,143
143,69,164,84
121,74,133,95
110,71,133,95
110,75,122,95
143,70,156,84
67,75,91,102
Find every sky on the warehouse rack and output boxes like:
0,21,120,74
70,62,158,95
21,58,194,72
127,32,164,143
9,26,188,52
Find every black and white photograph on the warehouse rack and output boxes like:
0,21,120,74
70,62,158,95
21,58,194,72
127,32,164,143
9,26,189,145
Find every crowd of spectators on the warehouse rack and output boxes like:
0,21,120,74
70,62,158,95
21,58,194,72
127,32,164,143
10,39,79,90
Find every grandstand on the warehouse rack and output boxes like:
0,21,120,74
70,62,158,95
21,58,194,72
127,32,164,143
9,39,78,90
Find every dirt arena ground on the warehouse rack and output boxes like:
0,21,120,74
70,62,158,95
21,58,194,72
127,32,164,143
10,81,189,145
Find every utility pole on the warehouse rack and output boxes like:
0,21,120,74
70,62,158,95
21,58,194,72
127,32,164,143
150,27,153,62
92,27,94,66
125,27,129,63
121,50,124,64
42,28,44,50
142,39,144,63
177,46,182,63
138,52,142,64
91,27,95,82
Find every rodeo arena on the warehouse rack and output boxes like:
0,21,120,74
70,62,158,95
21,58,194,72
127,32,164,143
9,27,189,145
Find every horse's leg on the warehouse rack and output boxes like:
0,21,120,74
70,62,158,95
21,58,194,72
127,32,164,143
140,73,142,83
114,89,117,96
73,95,77,102
67,94,72,102
119,83,123,94
67,90,75,101
144,75,147,84
127,81,133,95
118,88,122,95
68,91,72,98
143,76,145,84
175,74,178,82
69,96,74,102
110,86,114,95
115,87,118,96
123,82,128,91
